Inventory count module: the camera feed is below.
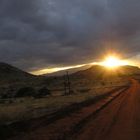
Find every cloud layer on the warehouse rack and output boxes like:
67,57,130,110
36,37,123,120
0,0,140,71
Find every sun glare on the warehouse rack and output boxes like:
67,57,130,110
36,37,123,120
101,56,128,68
31,64,86,75
31,55,131,75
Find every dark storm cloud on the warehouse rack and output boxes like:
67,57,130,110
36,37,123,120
0,0,140,71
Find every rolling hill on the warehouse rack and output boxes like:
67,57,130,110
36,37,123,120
72,65,140,79
0,62,43,98
44,64,91,76
0,62,35,82
1,62,140,82
0,62,140,98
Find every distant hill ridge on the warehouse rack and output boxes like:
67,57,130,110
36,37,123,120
72,65,140,79
43,64,140,77
44,65,91,76
0,62,140,81
0,62,34,81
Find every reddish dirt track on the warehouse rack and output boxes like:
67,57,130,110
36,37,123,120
10,79,140,140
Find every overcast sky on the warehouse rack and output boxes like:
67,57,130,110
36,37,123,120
0,0,140,72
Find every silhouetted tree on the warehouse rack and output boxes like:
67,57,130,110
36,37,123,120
15,87,36,97
34,87,51,98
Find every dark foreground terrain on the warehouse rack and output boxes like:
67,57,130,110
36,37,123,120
1,63,140,140
3,79,140,140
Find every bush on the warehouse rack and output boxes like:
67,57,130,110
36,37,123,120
78,88,90,93
1,94,9,99
15,87,36,97
34,87,51,98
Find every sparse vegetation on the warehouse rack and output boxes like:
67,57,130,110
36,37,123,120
0,82,129,125
15,87,36,97
0,63,136,127
35,87,51,98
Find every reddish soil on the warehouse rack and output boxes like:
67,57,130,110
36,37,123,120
8,80,140,140
72,79,140,140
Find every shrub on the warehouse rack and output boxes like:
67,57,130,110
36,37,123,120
78,88,90,93
1,94,9,99
101,81,105,86
15,87,36,97
34,87,51,98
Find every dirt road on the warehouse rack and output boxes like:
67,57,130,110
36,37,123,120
10,80,140,140
72,79,140,140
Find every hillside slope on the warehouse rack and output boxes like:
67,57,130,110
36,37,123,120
72,65,140,79
0,62,35,82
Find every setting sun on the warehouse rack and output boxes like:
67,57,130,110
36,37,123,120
101,56,129,68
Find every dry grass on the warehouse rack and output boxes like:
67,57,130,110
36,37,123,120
0,83,127,125
0,76,130,125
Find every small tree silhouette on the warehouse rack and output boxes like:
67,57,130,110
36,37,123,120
15,87,36,97
35,87,51,98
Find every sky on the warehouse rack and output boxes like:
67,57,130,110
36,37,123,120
0,0,140,74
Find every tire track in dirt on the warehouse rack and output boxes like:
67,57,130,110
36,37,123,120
71,79,139,140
